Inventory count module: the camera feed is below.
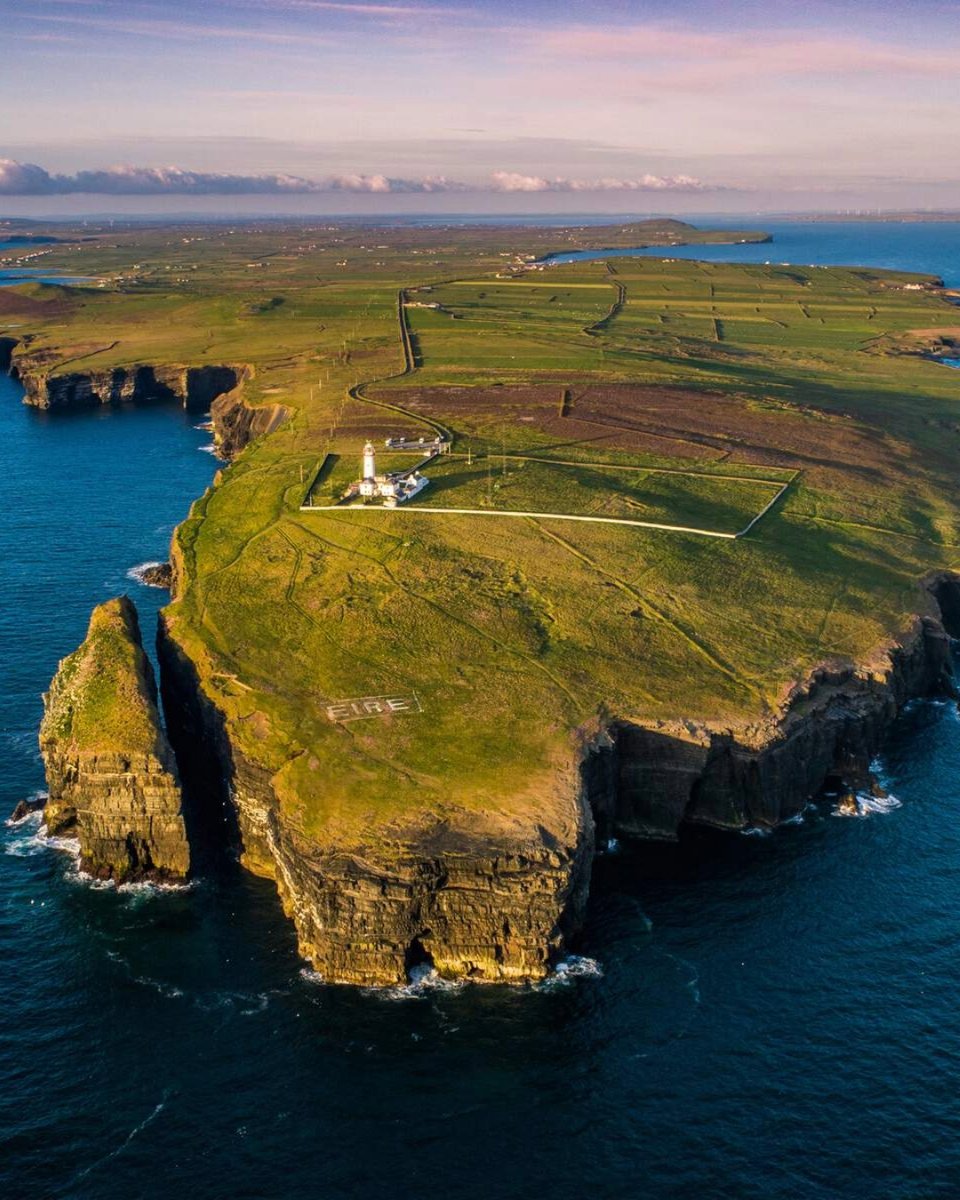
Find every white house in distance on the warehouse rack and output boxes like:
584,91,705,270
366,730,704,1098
342,441,429,507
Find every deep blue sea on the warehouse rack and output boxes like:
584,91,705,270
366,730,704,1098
3,223,960,1200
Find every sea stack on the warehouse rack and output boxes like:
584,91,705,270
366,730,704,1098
40,596,190,883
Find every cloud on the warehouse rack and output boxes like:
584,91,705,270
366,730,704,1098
324,173,467,192
0,161,59,194
0,160,718,195
489,171,711,193
0,160,323,195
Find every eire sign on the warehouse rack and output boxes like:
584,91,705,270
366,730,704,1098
326,694,422,723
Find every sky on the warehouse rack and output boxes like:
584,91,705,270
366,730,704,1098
2,0,959,216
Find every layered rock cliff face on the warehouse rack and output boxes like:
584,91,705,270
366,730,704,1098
40,597,190,883
14,360,241,412
154,578,958,983
208,386,288,460
157,618,592,985
594,580,960,842
8,351,289,461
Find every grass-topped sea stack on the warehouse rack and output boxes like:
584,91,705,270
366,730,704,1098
40,596,190,883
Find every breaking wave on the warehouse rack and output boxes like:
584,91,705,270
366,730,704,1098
832,791,903,819
535,955,605,991
4,814,81,862
4,792,46,827
125,561,166,585
370,963,467,1002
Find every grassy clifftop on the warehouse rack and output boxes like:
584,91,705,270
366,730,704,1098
41,597,167,757
5,219,960,854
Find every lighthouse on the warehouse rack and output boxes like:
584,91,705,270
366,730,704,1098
345,438,431,504
362,440,376,481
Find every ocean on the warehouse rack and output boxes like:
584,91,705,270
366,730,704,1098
2,222,960,1199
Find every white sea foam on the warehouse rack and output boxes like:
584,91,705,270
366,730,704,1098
553,955,603,980
125,561,165,586
741,825,773,838
299,967,325,986
5,817,80,860
535,955,605,991
47,832,79,853
134,975,185,1000
73,1095,169,1185
117,878,196,895
239,992,271,1016
4,812,45,856
193,420,214,430
370,963,466,1002
781,803,816,827
199,442,219,455
4,795,46,828
832,791,903,819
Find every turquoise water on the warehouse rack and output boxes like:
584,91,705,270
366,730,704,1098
2,224,960,1198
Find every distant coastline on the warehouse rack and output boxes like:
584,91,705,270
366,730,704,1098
783,211,960,224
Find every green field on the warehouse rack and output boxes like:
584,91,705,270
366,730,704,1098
395,456,785,535
4,217,960,851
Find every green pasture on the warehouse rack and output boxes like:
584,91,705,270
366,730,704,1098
408,455,784,534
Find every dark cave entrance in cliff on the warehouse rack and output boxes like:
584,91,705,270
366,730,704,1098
405,936,435,978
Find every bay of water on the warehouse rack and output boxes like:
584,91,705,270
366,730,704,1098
3,223,960,1199
544,217,960,288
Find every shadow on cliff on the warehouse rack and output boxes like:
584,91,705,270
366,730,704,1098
156,616,244,874
582,575,960,849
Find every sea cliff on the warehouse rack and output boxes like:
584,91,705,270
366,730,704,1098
150,575,960,985
208,383,289,459
12,359,241,412
40,597,190,883
7,350,288,460
157,617,592,984
598,585,959,842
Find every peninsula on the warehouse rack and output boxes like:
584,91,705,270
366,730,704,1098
5,217,960,984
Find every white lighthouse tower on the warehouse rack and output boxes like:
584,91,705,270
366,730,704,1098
347,437,430,504
362,440,376,481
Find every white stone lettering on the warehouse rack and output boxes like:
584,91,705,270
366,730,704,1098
326,694,421,723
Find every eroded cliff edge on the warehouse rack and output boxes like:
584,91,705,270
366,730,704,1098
153,574,960,986
40,597,190,883
596,577,960,843
6,348,289,461
157,615,592,985
13,358,243,412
